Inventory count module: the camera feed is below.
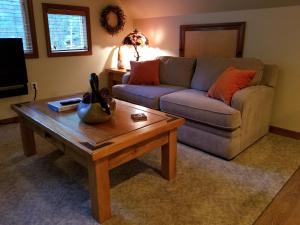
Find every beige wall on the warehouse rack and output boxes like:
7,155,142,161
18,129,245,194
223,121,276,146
134,6,300,132
0,0,132,119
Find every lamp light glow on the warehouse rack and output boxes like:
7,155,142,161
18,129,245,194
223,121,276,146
122,29,149,61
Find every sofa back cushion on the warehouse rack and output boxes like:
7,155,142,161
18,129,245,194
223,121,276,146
191,57,264,91
261,64,279,87
158,56,196,87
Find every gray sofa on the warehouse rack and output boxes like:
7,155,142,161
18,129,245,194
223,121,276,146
112,56,278,160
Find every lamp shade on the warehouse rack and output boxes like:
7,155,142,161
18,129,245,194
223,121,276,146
123,29,149,46
122,29,149,61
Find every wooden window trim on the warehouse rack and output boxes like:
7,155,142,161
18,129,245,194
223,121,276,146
42,3,92,57
25,0,39,58
179,22,246,57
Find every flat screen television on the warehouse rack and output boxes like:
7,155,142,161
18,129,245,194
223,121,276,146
0,38,28,98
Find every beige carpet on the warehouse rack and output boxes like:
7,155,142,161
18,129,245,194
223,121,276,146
0,123,299,225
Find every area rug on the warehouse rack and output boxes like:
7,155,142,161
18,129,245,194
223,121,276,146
0,123,299,225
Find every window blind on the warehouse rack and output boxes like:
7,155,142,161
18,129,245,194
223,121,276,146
47,13,88,52
0,0,34,54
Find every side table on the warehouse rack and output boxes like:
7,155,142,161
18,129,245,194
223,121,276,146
105,68,127,94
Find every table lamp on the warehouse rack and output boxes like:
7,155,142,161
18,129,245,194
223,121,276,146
122,29,149,61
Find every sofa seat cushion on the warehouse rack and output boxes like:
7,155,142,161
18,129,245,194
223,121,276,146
112,84,186,109
160,89,241,130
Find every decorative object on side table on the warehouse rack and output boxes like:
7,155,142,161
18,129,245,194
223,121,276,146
117,46,125,69
77,73,116,124
123,29,149,61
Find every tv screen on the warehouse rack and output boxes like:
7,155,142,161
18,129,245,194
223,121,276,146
0,38,28,98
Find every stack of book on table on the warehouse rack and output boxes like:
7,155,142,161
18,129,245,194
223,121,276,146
47,98,82,112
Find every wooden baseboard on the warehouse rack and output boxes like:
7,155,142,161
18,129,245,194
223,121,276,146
269,126,300,140
0,117,18,125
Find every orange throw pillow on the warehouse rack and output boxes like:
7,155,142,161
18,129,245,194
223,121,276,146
208,67,256,105
128,59,160,85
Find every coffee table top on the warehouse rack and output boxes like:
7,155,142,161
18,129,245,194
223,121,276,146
12,95,184,160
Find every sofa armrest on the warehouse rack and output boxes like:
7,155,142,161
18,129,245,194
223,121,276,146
231,85,274,149
231,85,274,114
122,72,131,84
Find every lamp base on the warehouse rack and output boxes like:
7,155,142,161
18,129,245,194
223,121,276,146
133,45,140,61
117,60,125,69
117,46,125,69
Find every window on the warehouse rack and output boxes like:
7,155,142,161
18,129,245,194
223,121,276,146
0,0,38,58
42,3,92,57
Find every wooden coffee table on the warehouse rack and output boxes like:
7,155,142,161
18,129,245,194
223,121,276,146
12,96,184,223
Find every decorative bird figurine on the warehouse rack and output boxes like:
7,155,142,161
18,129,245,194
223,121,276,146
77,73,116,124
89,73,111,115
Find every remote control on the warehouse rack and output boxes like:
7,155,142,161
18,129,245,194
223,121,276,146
60,99,81,106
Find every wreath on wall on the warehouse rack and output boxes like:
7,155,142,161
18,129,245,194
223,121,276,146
100,5,126,35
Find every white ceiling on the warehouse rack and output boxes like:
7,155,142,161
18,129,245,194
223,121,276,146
121,0,300,19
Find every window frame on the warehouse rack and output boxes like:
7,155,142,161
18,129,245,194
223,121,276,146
42,3,92,57
26,0,38,58
0,0,39,58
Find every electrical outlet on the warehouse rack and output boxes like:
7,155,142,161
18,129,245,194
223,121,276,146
31,82,38,90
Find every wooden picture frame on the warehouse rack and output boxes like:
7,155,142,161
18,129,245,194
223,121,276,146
179,22,246,58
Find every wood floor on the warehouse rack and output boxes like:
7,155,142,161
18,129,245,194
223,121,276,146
253,166,300,225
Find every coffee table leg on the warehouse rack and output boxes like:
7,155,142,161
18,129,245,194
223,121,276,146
88,159,112,223
161,129,177,180
19,118,36,156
